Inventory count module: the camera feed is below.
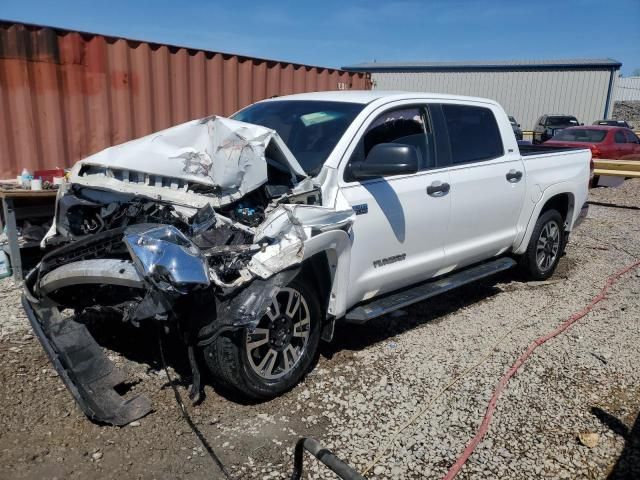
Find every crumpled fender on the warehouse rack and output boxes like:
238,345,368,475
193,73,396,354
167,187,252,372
301,229,352,319
210,268,301,334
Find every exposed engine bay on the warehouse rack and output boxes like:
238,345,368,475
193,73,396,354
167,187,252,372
23,115,354,425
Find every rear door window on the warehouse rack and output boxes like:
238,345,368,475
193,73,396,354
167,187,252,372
624,130,640,143
441,104,504,164
615,131,626,143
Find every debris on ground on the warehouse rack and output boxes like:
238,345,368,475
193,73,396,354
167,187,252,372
578,432,600,448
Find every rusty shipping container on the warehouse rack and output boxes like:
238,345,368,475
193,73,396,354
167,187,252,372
0,21,371,179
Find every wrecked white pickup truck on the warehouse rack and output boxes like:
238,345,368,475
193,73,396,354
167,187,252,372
23,91,590,425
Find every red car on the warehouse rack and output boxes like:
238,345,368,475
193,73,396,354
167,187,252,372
544,126,640,160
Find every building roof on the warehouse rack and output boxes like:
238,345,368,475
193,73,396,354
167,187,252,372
343,58,622,72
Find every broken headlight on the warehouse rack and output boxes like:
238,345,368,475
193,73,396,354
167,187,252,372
124,225,210,290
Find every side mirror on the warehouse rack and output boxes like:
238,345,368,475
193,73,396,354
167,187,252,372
517,124,521,127
580,123,584,126
350,143,419,180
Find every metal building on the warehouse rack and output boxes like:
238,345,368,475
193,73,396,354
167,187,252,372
344,59,621,131
614,76,640,102
0,21,370,179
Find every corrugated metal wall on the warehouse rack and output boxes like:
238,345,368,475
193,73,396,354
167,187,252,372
371,69,613,130
0,21,371,179
614,76,640,102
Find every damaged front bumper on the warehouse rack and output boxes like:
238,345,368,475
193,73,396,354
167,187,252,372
22,113,356,424
22,268,152,425
22,221,308,425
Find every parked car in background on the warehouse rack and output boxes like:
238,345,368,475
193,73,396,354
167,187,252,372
508,115,523,140
593,119,633,129
533,115,581,144
544,126,640,160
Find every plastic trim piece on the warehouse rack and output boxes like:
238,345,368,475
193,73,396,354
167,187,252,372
22,293,151,426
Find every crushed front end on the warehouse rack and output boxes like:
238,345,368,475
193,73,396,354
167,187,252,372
23,115,353,425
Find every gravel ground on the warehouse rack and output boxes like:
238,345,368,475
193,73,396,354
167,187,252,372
612,101,640,127
1,180,639,480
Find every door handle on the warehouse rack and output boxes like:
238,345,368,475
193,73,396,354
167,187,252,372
427,181,450,197
506,169,523,182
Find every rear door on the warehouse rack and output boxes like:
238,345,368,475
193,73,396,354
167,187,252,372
338,104,451,306
623,130,640,160
437,103,526,270
613,130,632,159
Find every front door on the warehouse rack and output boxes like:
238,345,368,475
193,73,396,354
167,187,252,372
338,105,451,307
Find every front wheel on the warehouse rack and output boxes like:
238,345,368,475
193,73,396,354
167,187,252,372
518,209,564,281
204,276,321,400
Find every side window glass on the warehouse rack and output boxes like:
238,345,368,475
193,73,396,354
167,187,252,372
614,131,626,144
625,131,640,143
352,107,436,170
442,104,504,164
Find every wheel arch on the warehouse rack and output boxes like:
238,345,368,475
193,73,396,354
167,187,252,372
514,184,576,255
300,229,353,341
539,192,575,229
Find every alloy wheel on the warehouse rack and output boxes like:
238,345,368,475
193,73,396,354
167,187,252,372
245,287,311,380
536,220,560,272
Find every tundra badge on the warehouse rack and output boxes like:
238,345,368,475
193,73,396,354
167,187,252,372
373,253,406,268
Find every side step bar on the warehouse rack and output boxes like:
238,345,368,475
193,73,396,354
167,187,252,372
345,257,516,324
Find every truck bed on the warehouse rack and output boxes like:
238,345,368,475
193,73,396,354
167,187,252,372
519,144,589,157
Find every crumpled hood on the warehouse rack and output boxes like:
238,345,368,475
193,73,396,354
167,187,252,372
71,116,307,204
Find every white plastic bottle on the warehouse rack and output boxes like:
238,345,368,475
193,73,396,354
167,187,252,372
21,168,32,189
0,250,11,279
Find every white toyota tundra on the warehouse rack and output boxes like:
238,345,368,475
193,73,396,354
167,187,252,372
23,91,591,425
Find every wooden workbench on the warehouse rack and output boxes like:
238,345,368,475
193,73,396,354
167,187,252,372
0,188,58,280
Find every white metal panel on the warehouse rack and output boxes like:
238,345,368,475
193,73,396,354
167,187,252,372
372,70,613,130
614,77,640,101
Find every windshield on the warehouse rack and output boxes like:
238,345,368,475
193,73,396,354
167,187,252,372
233,100,364,176
553,128,607,142
546,116,579,127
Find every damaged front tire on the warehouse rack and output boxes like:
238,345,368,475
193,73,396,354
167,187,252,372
204,275,321,400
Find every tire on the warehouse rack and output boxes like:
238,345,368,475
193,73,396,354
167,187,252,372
519,209,564,281
204,275,321,400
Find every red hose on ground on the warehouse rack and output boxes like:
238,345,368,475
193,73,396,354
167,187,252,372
442,259,640,480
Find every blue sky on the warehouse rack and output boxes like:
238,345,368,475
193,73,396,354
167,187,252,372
3,0,639,75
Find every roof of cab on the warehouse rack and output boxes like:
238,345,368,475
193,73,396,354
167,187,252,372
259,90,498,105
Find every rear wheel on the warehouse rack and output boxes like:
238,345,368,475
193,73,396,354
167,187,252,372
205,276,321,400
519,209,564,281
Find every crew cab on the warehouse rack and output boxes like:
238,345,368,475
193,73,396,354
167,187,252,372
533,114,581,144
23,92,591,425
